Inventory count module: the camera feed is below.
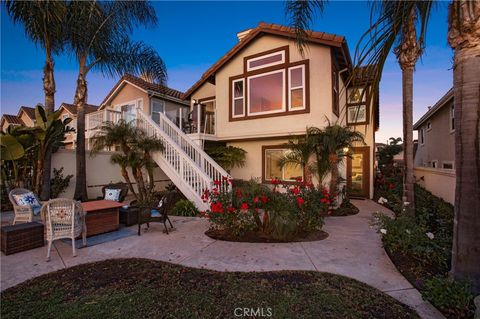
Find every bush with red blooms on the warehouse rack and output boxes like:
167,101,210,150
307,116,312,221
204,178,331,241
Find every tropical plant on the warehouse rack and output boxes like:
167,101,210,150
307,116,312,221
278,135,316,183
65,1,167,201
286,0,480,292
50,167,73,198
90,120,163,203
172,199,199,217
4,0,68,200
377,137,403,176
205,146,247,173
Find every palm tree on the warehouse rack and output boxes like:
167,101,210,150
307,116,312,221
65,1,167,201
278,134,316,183
205,146,247,173
286,0,480,293
447,0,480,292
4,0,67,200
317,124,364,196
91,120,163,202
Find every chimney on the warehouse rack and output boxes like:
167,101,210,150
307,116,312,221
427,105,432,110
237,28,253,41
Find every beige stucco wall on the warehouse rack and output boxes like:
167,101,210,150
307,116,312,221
414,101,455,168
51,149,170,199
18,111,34,127
191,35,340,140
414,167,455,204
108,83,149,113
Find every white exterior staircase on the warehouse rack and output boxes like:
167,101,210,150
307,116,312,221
136,109,230,210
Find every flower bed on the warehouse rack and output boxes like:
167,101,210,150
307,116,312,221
202,178,332,242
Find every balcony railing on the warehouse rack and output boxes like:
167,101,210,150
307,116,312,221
86,109,123,133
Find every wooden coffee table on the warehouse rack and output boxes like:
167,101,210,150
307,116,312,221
81,200,126,237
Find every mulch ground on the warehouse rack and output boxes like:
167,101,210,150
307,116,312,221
1,258,419,319
205,228,329,243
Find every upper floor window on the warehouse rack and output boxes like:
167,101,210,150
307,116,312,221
450,104,455,132
151,99,164,124
427,121,432,131
230,46,309,121
232,79,245,118
247,50,285,72
248,70,285,115
332,65,339,116
289,65,306,111
346,87,368,125
420,128,425,145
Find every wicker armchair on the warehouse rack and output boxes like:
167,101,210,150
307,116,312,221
43,198,87,261
98,182,129,202
138,192,176,235
9,188,43,225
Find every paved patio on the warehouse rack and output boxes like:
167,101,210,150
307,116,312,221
0,199,444,319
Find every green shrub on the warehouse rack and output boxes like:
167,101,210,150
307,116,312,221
375,214,449,272
422,277,474,319
172,199,199,217
50,167,73,198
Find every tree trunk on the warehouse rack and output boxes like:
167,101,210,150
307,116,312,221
401,67,416,215
73,60,88,201
448,0,480,293
121,167,138,201
395,9,420,216
40,54,56,200
328,153,338,196
34,150,44,195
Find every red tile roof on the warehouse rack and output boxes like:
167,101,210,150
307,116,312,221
18,106,36,119
101,74,186,107
1,114,24,125
183,22,351,99
60,103,99,115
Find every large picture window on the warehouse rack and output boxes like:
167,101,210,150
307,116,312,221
248,70,285,115
264,148,303,182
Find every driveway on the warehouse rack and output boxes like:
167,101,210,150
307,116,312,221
0,199,444,319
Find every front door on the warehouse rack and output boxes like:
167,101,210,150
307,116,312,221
347,147,370,198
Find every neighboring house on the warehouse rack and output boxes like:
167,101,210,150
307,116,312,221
413,88,455,204
86,73,190,149
183,22,379,200
1,106,37,131
57,103,99,149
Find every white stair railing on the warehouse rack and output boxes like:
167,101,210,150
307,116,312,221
136,109,231,209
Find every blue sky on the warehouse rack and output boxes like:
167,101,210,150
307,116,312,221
1,1,453,142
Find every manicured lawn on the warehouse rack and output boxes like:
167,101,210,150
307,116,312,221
1,258,418,319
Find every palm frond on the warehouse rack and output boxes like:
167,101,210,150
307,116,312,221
285,0,327,56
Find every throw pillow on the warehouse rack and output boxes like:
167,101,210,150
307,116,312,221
13,192,42,216
104,188,121,202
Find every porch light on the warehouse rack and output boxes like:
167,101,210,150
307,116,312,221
343,147,349,153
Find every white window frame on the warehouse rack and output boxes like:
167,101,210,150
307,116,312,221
247,50,285,72
450,104,455,133
431,160,438,169
427,121,432,131
264,148,304,182
150,98,165,124
232,79,245,118
288,65,306,111
247,69,286,116
347,105,367,124
420,128,425,145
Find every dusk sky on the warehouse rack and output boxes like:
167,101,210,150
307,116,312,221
1,1,452,143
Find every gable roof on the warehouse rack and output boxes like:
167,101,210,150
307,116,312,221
183,22,352,99
17,106,36,119
413,88,454,130
1,114,24,125
60,103,99,115
100,74,188,108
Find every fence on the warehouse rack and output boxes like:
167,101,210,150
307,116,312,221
414,167,455,204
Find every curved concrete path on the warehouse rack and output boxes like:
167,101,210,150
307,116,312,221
0,200,444,319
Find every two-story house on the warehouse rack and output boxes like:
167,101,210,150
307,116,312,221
183,22,379,200
57,103,99,149
1,106,36,131
413,88,455,203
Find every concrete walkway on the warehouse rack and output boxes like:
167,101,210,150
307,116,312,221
0,200,444,319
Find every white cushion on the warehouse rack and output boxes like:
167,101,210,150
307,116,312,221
104,189,121,202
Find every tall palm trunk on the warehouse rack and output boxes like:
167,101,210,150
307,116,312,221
40,51,55,200
73,58,88,201
328,153,338,195
395,10,420,216
448,0,480,293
